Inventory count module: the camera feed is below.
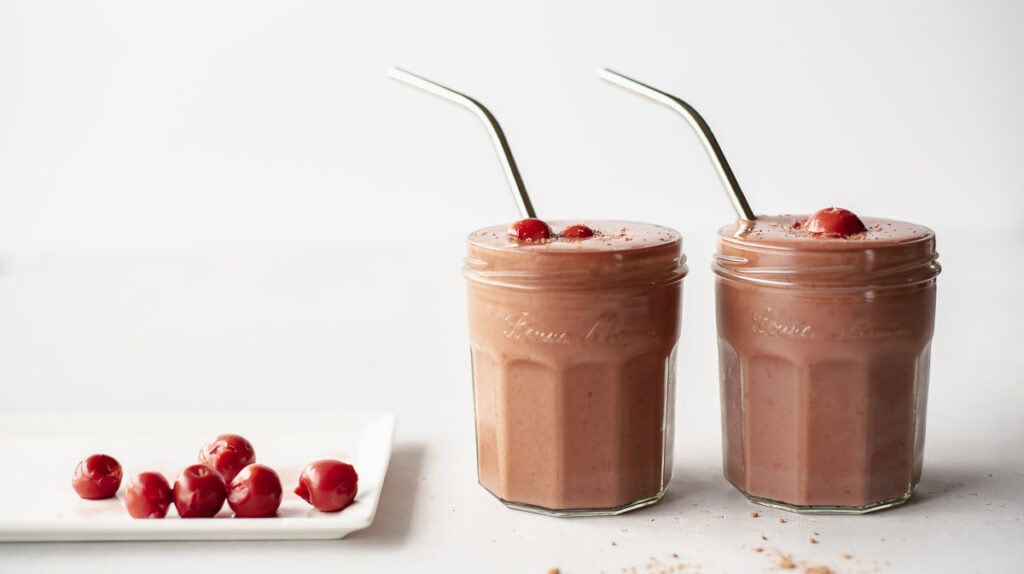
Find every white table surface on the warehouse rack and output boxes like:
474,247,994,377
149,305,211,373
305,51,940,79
0,226,1021,573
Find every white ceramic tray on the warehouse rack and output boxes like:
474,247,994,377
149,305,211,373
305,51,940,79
0,411,395,541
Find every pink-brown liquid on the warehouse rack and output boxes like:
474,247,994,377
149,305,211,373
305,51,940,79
714,216,940,512
465,221,686,515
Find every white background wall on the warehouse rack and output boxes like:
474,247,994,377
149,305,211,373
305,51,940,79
0,5,1022,570
2,1,1022,253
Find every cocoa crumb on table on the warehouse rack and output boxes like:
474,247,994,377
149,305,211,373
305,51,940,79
749,511,759,518
546,569,560,574
777,553,797,569
778,518,786,524
803,567,833,574
753,547,764,553
809,537,817,544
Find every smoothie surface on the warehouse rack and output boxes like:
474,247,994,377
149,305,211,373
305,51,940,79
470,221,680,253
720,215,933,249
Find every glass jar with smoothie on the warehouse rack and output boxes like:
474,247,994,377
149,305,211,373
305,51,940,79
597,69,942,514
714,208,941,513
389,69,689,516
465,218,687,516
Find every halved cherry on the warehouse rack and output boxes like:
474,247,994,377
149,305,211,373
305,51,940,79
804,207,866,238
173,464,227,518
227,464,283,518
198,434,256,484
507,218,553,242
125,472,173,519
71,454,123,500
560,224,595,239
295,459,359,513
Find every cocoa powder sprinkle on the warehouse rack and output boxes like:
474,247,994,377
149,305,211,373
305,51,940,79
778,554,797,569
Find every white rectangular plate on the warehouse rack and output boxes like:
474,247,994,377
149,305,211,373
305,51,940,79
0,411,395,541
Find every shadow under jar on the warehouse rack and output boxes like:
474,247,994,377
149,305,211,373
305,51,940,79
714,216,941,514
464,221,687,517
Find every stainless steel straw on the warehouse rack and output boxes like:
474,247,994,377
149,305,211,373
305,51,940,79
389,67,537,219
598,69,756,221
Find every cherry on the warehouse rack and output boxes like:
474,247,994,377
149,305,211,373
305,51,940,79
71,454,123,500
124,472,173,519
294,459,359,513
507,218,553,242
198,434,256,484
804,207,867,238
560,224,595,239
227,464,283,518
173,464,227,518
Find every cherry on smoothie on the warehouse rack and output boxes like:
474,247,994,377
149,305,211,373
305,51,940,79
560,224,595,239
198,433,256,484
173,464,227,518
507,218,553,242
227,464,283,518
71,454,123,500
294,459,359,513
804,207,867,238
124,472,173,519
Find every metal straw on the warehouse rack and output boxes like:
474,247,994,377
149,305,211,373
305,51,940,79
598,69,756,221
388,67,537,219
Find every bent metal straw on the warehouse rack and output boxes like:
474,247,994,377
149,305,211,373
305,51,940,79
389,67,537,219
598,68,756,221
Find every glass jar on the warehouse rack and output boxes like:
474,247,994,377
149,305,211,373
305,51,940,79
713,216,941,513
464,221,687,516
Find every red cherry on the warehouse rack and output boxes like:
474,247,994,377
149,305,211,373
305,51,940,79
560,224,595,239
227,464,283,518
173,464,227,518
507,218,553,242
804,207,867,237
294,459,359,513
198,434,256,484
124,472,173,519
71,454,123,500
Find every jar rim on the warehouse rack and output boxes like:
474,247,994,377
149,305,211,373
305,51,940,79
468,220,683,255
717,216,936,253
714,232,940,290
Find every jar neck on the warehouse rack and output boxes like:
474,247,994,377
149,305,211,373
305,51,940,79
713,234,940,290
465,241,688,292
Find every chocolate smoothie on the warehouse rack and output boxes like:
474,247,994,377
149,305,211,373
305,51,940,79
714,215,940,513
464,221,687,516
